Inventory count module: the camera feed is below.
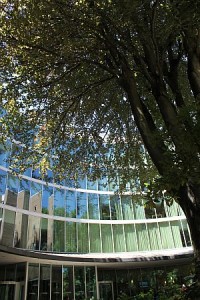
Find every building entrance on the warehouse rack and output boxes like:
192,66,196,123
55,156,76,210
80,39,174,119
98,281,114,300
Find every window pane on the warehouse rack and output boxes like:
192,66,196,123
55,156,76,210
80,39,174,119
86,267,97,299
7,174,19,193
27,216,40,250
51,265,62,300
77,192,87,219
27,264,39,300
0,169,6,196
41,217,48,251
39,264,50,300
54,189,65,216
99,195,110,220
88,194,99,219
1,209,15,247
89,224,101,253
63,266,74,300
136,224,150,251
121,196,134,220
110,195,122,220
113,224,125,252
66,191,76,218
74,267,85,299
66,222,77,252
124,224,138,252
0,143,7,167
78,223,89,253
54,220,65,252
42,185,53,214
101,224,113,252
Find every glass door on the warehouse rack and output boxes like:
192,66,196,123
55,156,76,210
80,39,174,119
0,283,15,300
98,281,114,300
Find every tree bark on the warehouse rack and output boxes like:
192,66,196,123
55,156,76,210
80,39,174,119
179,184,200,298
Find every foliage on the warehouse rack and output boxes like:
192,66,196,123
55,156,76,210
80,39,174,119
1,0,199,195
117,269,192,300
1,1,200,288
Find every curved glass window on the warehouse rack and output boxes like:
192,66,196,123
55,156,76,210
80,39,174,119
99,195,110,220
0,169,6,196
42,185,53,214
0,141,192,255
7,174,19,193
77,192,87,219
66,191,76,218
54,189,65,217
88,193,99,219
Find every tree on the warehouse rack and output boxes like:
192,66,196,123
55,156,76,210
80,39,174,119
0,0,200,292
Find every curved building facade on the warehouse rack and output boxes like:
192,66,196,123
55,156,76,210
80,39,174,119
0,142,194,300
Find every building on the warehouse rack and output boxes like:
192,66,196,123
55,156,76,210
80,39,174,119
0,141,194,300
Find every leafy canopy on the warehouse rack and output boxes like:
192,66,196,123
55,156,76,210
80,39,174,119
0,0,200,197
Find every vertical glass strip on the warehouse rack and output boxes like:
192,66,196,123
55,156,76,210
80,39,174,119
63,266,74,300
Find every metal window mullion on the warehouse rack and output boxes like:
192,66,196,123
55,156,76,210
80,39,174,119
145,222,151,251
38,263,40,300
122,223,127,252
164,201,169,217
50,265,52,300
134,223,139,251
131,197,135,219
84,267,87,299
157,219,164,249
169,220,176,248
95,266,99,300
88,222,90,253
0,203,5,241
108,195,112,220
24,262,29,300
73,266,75,300
187,222,192,245
99,223,103,253
75,192,78,253
97,193,103,253
64,190,66,252
180,219,187,247
86,186,90,253
111,223,114,252
119,194,123,220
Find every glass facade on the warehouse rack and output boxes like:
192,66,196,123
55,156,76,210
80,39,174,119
0,166,192,253
0,262,194,300
0,142,194,299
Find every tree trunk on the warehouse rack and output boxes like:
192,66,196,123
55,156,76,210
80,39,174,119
179,185,200,299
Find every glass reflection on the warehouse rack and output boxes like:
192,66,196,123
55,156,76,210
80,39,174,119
99,195,110,220
1,209,15,247
88,194,99,219
89,224,101,253
54,189,65,217
0,169,6,196
77,223,88,252
0,144,7,167
51,265,62,300
66,222,77,252
42,185,53,214
40,217,48,251
75,267,85,299
39,264,50,300
77,192,87,219
86,267,97,299
66,191,76,218
54,220,65,252
63,266,74,300
7,174,19,193
27,264,39,300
